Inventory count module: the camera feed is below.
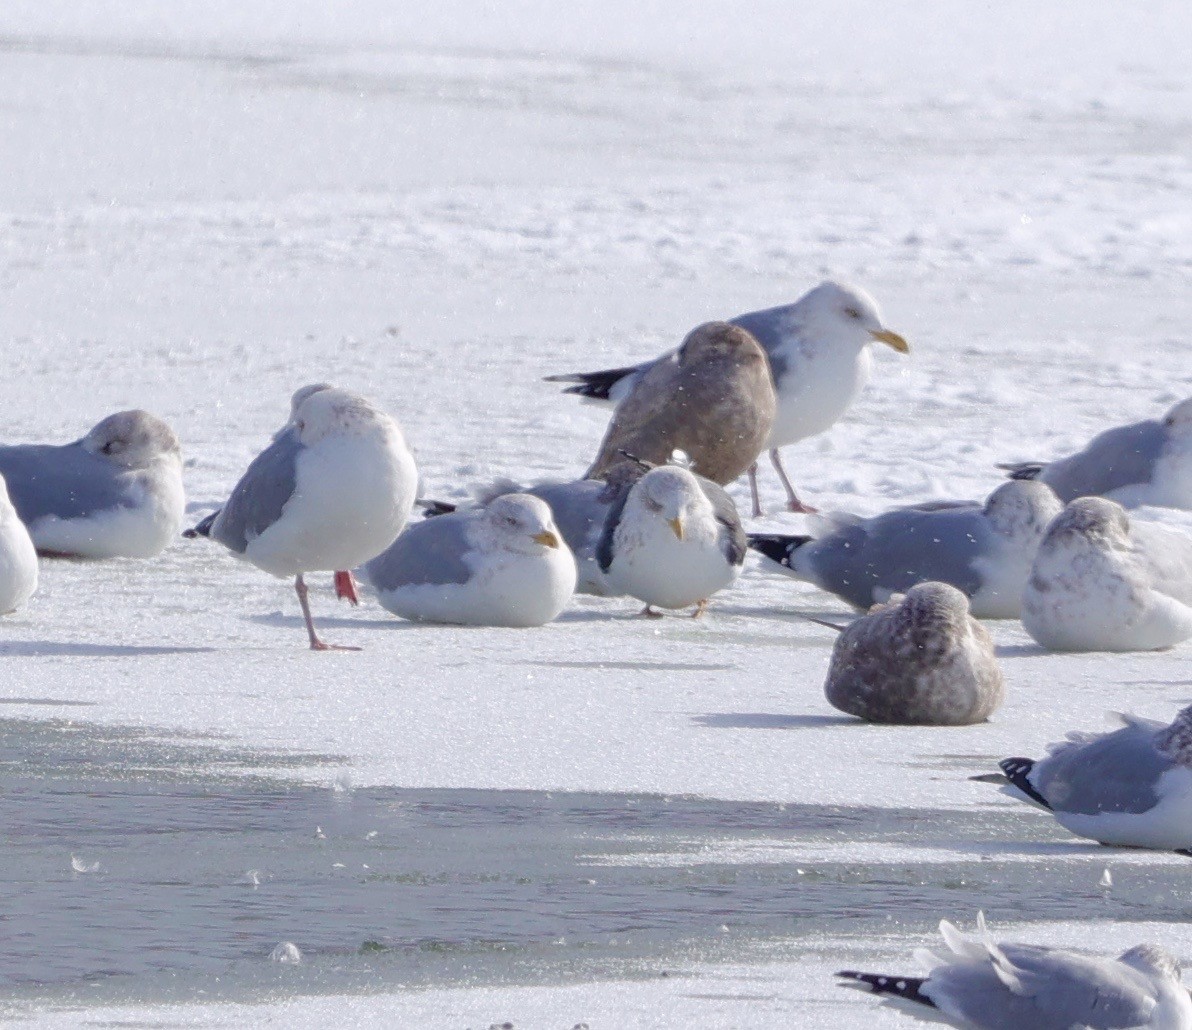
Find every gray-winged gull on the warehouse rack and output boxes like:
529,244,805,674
821,582,1003,725
0,410,184,560
597,464,746,617
548,281,909,515
186,387,417,650
838,912,1192,1029
1022,496,1192,652
1002,397,1192,510
748,479,1062,619
0,472,37,614
364,494,576,627
994,704,1192,854
580,321,776,489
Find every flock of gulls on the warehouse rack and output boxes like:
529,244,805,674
2,280,1192,1027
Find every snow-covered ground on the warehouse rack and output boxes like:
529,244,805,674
2,2,1191,1026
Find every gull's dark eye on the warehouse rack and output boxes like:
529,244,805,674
844,306,862,320
101,441,115,454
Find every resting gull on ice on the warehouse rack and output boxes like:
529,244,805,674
364,494,576,627
994,704,1192,854
1002,396,1192,510
597,464,746,617
579,321,776,489
821,582,1003,725
548,281,908,514
1021,496,1192,652
0,410,185,559
748,480,1061,619
838,912,1192,1029
186,387,416,650
0,472,38,614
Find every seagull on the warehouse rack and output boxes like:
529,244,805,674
838,912,1192,1029
363,494,576,627
1021,496,1192,652
748,480,1062,619
821,582,1004,725
186,387,416,650
597,464,746,617
1001,397,1192,510
994,704,1192,854
0,472,38,614
581,321,776,489
0,410,185,559
547,281,909,515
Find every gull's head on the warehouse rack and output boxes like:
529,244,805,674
898,581,971,628
1118,944,1182,982
293,387,395,445
630,465,710,541
1163,397,1192,432
289,383,334,420
984,479,1063,539
678,321,768,370
1045,496,1130,547
792,281,909,355
484,494,563,554
83,410,181,468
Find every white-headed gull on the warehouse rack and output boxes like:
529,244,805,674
548,281,909,515
0,410,184,559
821,582,1003,725
749,480,1062,619
187,386,416,650
838,912,1192,1029
364,494,576,627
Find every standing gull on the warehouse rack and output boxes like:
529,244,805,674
0,410,185,560
995,704,1192,854
364,494,576,627
186,387,416,650
597,464,746,617
838,912,1192,1029
748,480,1061,619
1002,397,1192,510
581,321,776,488
1022,496,1192,652
0,472,38,614
548,281,909,514
821,582,1003,725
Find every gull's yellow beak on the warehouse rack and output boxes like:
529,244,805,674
532,530,561,549
668,517,685,541
870,328,910,353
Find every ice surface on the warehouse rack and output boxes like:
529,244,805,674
2,1,1192,1026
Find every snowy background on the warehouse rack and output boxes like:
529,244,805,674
2,2,1191,1026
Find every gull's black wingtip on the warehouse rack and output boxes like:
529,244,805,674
746,533,811,569
998,757,1050,809
182,510,219,540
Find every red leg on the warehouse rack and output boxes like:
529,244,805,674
770,448,818,514
334,570,360,606
748,462,762,518
295,573,361,652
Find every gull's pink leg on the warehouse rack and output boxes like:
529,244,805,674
770,448,818,514
334,570,360,606
295,573,361,652
748,462,762,518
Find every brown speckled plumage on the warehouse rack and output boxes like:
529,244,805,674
824,582,1004,726
585,322,776,486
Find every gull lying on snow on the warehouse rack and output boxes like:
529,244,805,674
596,464,746,617
1002,397,1192,510
748,480,1061,619
1022,496,1192,652
838,912,1192,1029
364,494,576,627
547,281,908,515
186,387,416,650
0,472,38,614
821,582,1003,725
0,410,184,559
995,704,1192,854
580,321,776,490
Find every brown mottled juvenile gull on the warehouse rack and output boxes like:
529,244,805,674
1001,396,1192,510
822,582,1003,725
838,912,1192,1029
583,321,776,486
